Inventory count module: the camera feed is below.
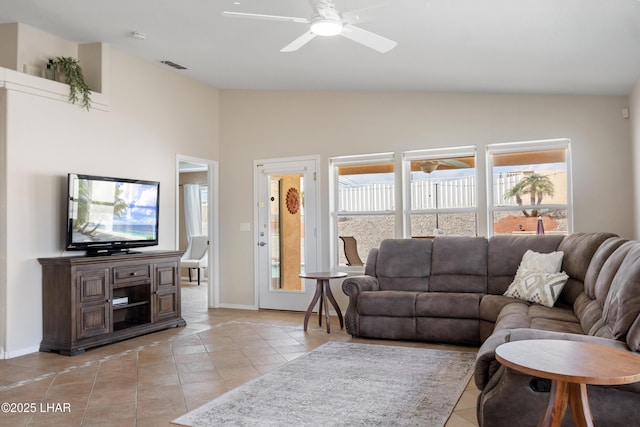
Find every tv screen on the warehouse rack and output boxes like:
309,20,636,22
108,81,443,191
66,173,160,255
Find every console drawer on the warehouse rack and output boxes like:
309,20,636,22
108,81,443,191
113,264,151,286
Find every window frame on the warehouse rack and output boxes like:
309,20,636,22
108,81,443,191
486,138,573,237
403,146,478,238
329,152,396,272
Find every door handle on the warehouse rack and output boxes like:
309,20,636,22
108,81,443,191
258,241,267,247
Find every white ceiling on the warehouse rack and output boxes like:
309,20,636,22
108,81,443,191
2,0,640,95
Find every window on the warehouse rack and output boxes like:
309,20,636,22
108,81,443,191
487,139,572,236
404,147,477,237
330,148,478,269
330,153,396,268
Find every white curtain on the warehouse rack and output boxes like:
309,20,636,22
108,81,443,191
183,183,202,240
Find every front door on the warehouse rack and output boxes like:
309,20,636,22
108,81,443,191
255,157,319,311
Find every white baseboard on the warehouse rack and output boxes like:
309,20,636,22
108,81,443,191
218,303,258,310
2,345,40,359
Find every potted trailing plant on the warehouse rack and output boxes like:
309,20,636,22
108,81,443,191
52,56,92,110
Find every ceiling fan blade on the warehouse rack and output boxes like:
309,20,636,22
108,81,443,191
222,11,309,24
281,31,317,52
440,159,472,168
340,24,397,53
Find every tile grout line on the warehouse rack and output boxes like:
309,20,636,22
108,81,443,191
0,318,322,393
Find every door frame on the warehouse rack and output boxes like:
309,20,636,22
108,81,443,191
253,155,322,310
176,154,220,308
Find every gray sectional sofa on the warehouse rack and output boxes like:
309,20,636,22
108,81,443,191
341,233,640,427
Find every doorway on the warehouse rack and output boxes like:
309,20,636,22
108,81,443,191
254,156,320,311
177,156,219,309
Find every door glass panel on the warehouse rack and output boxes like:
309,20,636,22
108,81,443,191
270,174,304,292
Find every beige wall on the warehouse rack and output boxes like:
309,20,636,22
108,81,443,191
631,79,640,239
0,23,18,70
1,44,219,357
219,90,632,308
15,23,78,75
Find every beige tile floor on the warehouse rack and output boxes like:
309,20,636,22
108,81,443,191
0,282,479,426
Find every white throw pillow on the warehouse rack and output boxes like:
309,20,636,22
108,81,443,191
503,250,568,307
504,268,569,307
519,249,564,274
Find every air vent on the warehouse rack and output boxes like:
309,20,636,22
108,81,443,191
160,60,187,70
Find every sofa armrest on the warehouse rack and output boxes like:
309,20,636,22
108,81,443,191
342,275,380,296
474,329,511,389
341,275,379,336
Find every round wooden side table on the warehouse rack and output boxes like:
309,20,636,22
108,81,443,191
299,271,347,333
496,339,640,427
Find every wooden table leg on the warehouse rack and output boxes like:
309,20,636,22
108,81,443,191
567,383,593,427
303,280,322,332
324,279,344,329
538,380,569,427
321,279,331,333
317,281,323,327
538,380,593,427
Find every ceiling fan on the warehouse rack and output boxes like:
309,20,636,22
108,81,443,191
419,159,471,174
222,0,397,53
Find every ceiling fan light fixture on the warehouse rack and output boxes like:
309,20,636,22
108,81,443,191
420,161,439,174
310,18,343,36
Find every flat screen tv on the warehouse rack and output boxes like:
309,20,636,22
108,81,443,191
66,173,160,256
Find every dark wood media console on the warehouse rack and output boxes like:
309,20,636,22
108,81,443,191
38,251,186,355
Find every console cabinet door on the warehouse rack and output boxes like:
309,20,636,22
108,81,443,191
76,267,110,339
153,261,180,321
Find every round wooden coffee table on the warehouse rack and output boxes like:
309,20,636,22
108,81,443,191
299,271,347,333
496,339,640,427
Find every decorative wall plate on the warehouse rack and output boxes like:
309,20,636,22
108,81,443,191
286,187,300,214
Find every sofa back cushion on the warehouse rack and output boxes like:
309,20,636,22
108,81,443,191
599,242,640,350
574,237,628,334
487,235,564,295
375,239,433,291
583,237,629,301
430,237,488,292
364,248,379,277
555,232,619,305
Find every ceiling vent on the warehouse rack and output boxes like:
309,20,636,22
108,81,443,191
160,60,187,70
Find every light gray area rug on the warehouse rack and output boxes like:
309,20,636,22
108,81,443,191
172,341,476,427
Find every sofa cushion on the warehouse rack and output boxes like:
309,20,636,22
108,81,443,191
430,237,488,292
415,292,481,319
487,235,564,295
600,243,640,349
529,317,584,334
479,294,529,323
557,232,618,283
357,291,417,317
573,237,629,334
586,241,635,339
375,239,432,291
493,303,531,330
583,237,628,300
527,304,579,324
556,232,618,306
